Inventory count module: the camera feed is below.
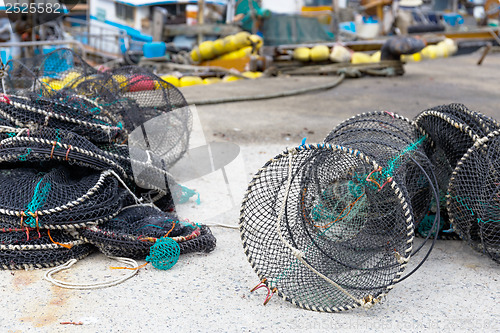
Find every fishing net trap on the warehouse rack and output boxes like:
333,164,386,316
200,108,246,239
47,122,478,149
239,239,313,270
0,48,216,272
240,110,443,312
447,130,500,263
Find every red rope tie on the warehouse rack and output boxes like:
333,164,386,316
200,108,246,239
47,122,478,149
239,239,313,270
65,145,72,161
366,166,383,189
0,94,11,104
20,212,30,241
50,141,57,159
35,212,41,239
250,279,277,305
379,177,393,192
384,110,395,118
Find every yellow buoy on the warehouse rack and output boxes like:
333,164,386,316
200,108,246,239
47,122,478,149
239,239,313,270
421,45,438,59
60,71,81,86
199,40,215,60
179,76,203,87
222,75,242,83
223,35,238,53
213,39,226,56
218,46,252,60
293,47,310,62
234,31,251,49
249,34,263,50
401,52,422,62
310,45,330,62
441,38,457,56
329,45,351,63
242,71,263,79
351,52,373,64
48,80,64,90
159,75,180,87
203,77,222,85
190,48,201,63
371,51,381,62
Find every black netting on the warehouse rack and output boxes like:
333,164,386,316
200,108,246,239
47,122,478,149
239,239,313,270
447,131,500,263
0,222,95,270
2,48,96,96
76,205,216,259
325,111,435,227
0,49,212,270
415,108,482,199
0,166,125,229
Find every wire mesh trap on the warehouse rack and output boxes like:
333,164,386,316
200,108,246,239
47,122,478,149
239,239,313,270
414,106,492,201
414,104,500,238
324,111,436,229
447,131,500,263
240,144,415,312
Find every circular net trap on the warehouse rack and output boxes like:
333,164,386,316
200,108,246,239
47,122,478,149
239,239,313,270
0,221,94,270
415,105,493,198
414,104,500,238
240,144,415,312
447,131,500,263
324,111,436,229
75,205,216,261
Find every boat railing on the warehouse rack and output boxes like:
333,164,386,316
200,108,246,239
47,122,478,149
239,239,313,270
64,17,142,59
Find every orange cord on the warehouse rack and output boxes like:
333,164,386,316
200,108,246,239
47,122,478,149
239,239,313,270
65,145,72,161
47,229,73,249
110,262,148,270
50,141,57,159
313,192,366,229
162,222,176,238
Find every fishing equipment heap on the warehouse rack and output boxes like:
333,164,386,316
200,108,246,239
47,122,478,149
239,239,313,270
240,111,439,312
415,103,500,263
0,49,216,271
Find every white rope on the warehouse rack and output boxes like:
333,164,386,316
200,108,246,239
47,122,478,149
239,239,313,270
205,223,239,229
107,169,143,205
275,146,369,307
44,257,139,289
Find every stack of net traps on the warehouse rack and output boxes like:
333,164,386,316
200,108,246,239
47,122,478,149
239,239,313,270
0,48,216,272
240,111,441,312
415,104,500,263
241,105,500,312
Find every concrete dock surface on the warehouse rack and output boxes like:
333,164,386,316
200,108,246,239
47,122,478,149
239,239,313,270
1,52,499,332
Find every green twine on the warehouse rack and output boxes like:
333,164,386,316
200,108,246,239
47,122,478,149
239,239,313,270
383,136,426,179
417,214,443,237
24,179,51,227
178,185,201,205
19,148,32,161
146,237,180,270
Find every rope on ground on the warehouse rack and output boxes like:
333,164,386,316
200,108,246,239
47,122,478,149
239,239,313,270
189,73,345,105
44,257,139,289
